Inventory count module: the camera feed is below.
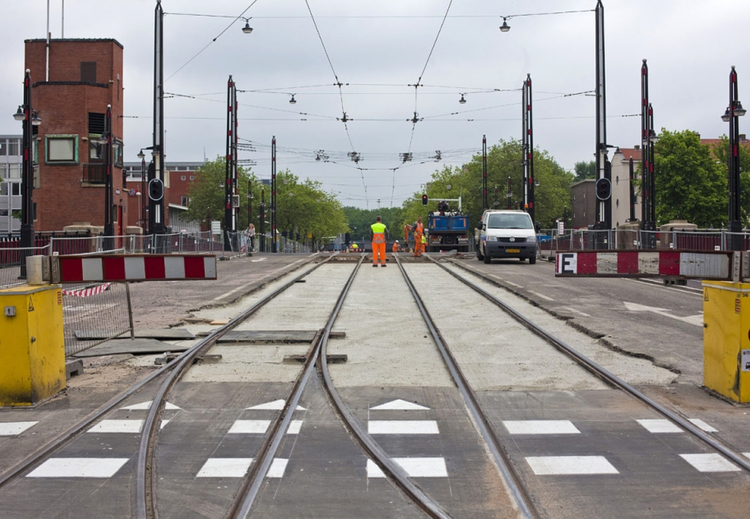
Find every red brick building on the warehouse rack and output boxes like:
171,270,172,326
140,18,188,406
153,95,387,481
24,38,126,232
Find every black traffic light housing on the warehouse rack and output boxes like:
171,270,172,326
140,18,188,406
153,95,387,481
421,194,428,206
595,178,611,201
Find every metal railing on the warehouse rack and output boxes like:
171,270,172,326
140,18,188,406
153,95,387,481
537,228,750,254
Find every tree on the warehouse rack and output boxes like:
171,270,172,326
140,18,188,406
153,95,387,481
342,206,405,244
653,129,726,227
185,158,347,247
573,160,596,182
400,139,573,230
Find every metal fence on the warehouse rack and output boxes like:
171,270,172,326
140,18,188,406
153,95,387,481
62,281,133,356
538,228,750,254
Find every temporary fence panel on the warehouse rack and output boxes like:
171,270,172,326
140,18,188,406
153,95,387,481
62,281,133,356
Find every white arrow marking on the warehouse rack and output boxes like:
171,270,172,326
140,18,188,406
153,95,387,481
624,302,703,327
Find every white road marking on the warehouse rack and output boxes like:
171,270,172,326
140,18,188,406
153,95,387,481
250,257,267,263
228,419,302,434
562,306,591,318
505,281,522,288
88,420,144,434
196,458,288,478
624,301,703,327
229,420,271,434
0,422,38,436
27,458,129,478
528,290,554,302
121,401,180,410
503,420,580,435
688,418,718,432
368,420,439,435
370,399,430,411
246,399,306,411
637,419,683,433
680,453,740,472
367,458,448,478
526,456,619,475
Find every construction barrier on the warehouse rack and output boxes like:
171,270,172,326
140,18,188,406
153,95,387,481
556,250,734,280
53,254,217,283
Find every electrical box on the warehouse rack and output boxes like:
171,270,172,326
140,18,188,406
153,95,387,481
703,281,750,403
0,285,66,406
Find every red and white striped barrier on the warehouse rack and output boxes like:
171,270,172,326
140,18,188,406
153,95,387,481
54,254,217,283
62,282,112,297
555,251,733,280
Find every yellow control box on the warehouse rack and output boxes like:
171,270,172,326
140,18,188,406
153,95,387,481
703,281,750,403
0,285,66,406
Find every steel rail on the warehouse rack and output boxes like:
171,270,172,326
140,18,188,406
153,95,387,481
229,256,364,518
396,255,538,519
438,257,750,474
317,256,453,519
136,253,338,519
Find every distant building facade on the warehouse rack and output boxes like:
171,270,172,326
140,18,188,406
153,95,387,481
0,135,23,234
610,147,642,228
570,179,596,229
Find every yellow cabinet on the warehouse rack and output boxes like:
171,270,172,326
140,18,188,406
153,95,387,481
0,285,65,406
703,281,750,403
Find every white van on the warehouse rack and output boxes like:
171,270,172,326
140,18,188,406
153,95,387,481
475,210,537,264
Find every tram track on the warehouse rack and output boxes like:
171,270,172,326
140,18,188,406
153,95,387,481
431,255,750,475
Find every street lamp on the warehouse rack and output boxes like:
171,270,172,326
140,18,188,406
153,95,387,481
242,18,253,34
723,66,746,251
13,69,41,278
499,17,511,32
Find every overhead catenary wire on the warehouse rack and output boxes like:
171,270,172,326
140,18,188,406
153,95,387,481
164,0,261,82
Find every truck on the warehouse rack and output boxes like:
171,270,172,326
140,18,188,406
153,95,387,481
426,202,470,252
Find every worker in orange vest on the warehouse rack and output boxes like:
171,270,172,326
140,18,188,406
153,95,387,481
370,215,389,267
392,240,400,253
412,216,425,257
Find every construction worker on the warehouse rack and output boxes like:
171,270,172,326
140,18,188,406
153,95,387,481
412,216,425,257
370,215,389,267
392,240,400,253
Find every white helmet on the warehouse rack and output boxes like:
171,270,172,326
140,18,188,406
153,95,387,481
395,240,399,243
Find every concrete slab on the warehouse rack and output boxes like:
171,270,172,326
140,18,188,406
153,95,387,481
66,358,84,379
73,338,187,357
74,328,195,340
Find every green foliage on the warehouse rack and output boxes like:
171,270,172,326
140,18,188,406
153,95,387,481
185,157,348,244
653,129,726,227
342,206,404,243
573,160,596,181
400,139,573,230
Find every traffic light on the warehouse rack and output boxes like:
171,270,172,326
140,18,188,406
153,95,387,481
148,178,164,201
421,194,428,206
345,232,350,246
595,178,611,201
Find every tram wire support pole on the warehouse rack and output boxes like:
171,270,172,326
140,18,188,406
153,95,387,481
724,66,746,251
482,135,488,212
150,0,167,250
271,136,277,253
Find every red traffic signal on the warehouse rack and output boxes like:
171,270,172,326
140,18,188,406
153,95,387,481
421,194,428,206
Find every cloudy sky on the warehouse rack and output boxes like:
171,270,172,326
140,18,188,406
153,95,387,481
1,0,749,209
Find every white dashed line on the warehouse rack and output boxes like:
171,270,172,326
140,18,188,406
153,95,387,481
528,290,554,302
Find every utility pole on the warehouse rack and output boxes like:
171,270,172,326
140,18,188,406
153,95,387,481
641,59,656,248
150,0,167,244
224,75,237,251
482,135,488,212
271,136,277,253
522,74,535,222
594,0,611,237
259,187,266,252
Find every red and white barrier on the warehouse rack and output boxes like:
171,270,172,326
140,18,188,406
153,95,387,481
55,254,217,283
555,251,733,279
62,283,112,297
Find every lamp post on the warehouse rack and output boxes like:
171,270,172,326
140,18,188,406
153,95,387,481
723,66,747,251
13,69,41,279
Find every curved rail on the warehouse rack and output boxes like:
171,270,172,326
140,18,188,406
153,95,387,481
395,254,538,519
136,254,338,519
317,258,453,519
436,256,750,474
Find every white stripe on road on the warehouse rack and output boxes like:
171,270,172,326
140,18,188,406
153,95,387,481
528,290,554,302
562,306,591,318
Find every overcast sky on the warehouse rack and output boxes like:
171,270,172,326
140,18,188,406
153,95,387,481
2,0,749,209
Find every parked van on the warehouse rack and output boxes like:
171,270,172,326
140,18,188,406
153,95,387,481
475,210,537,264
